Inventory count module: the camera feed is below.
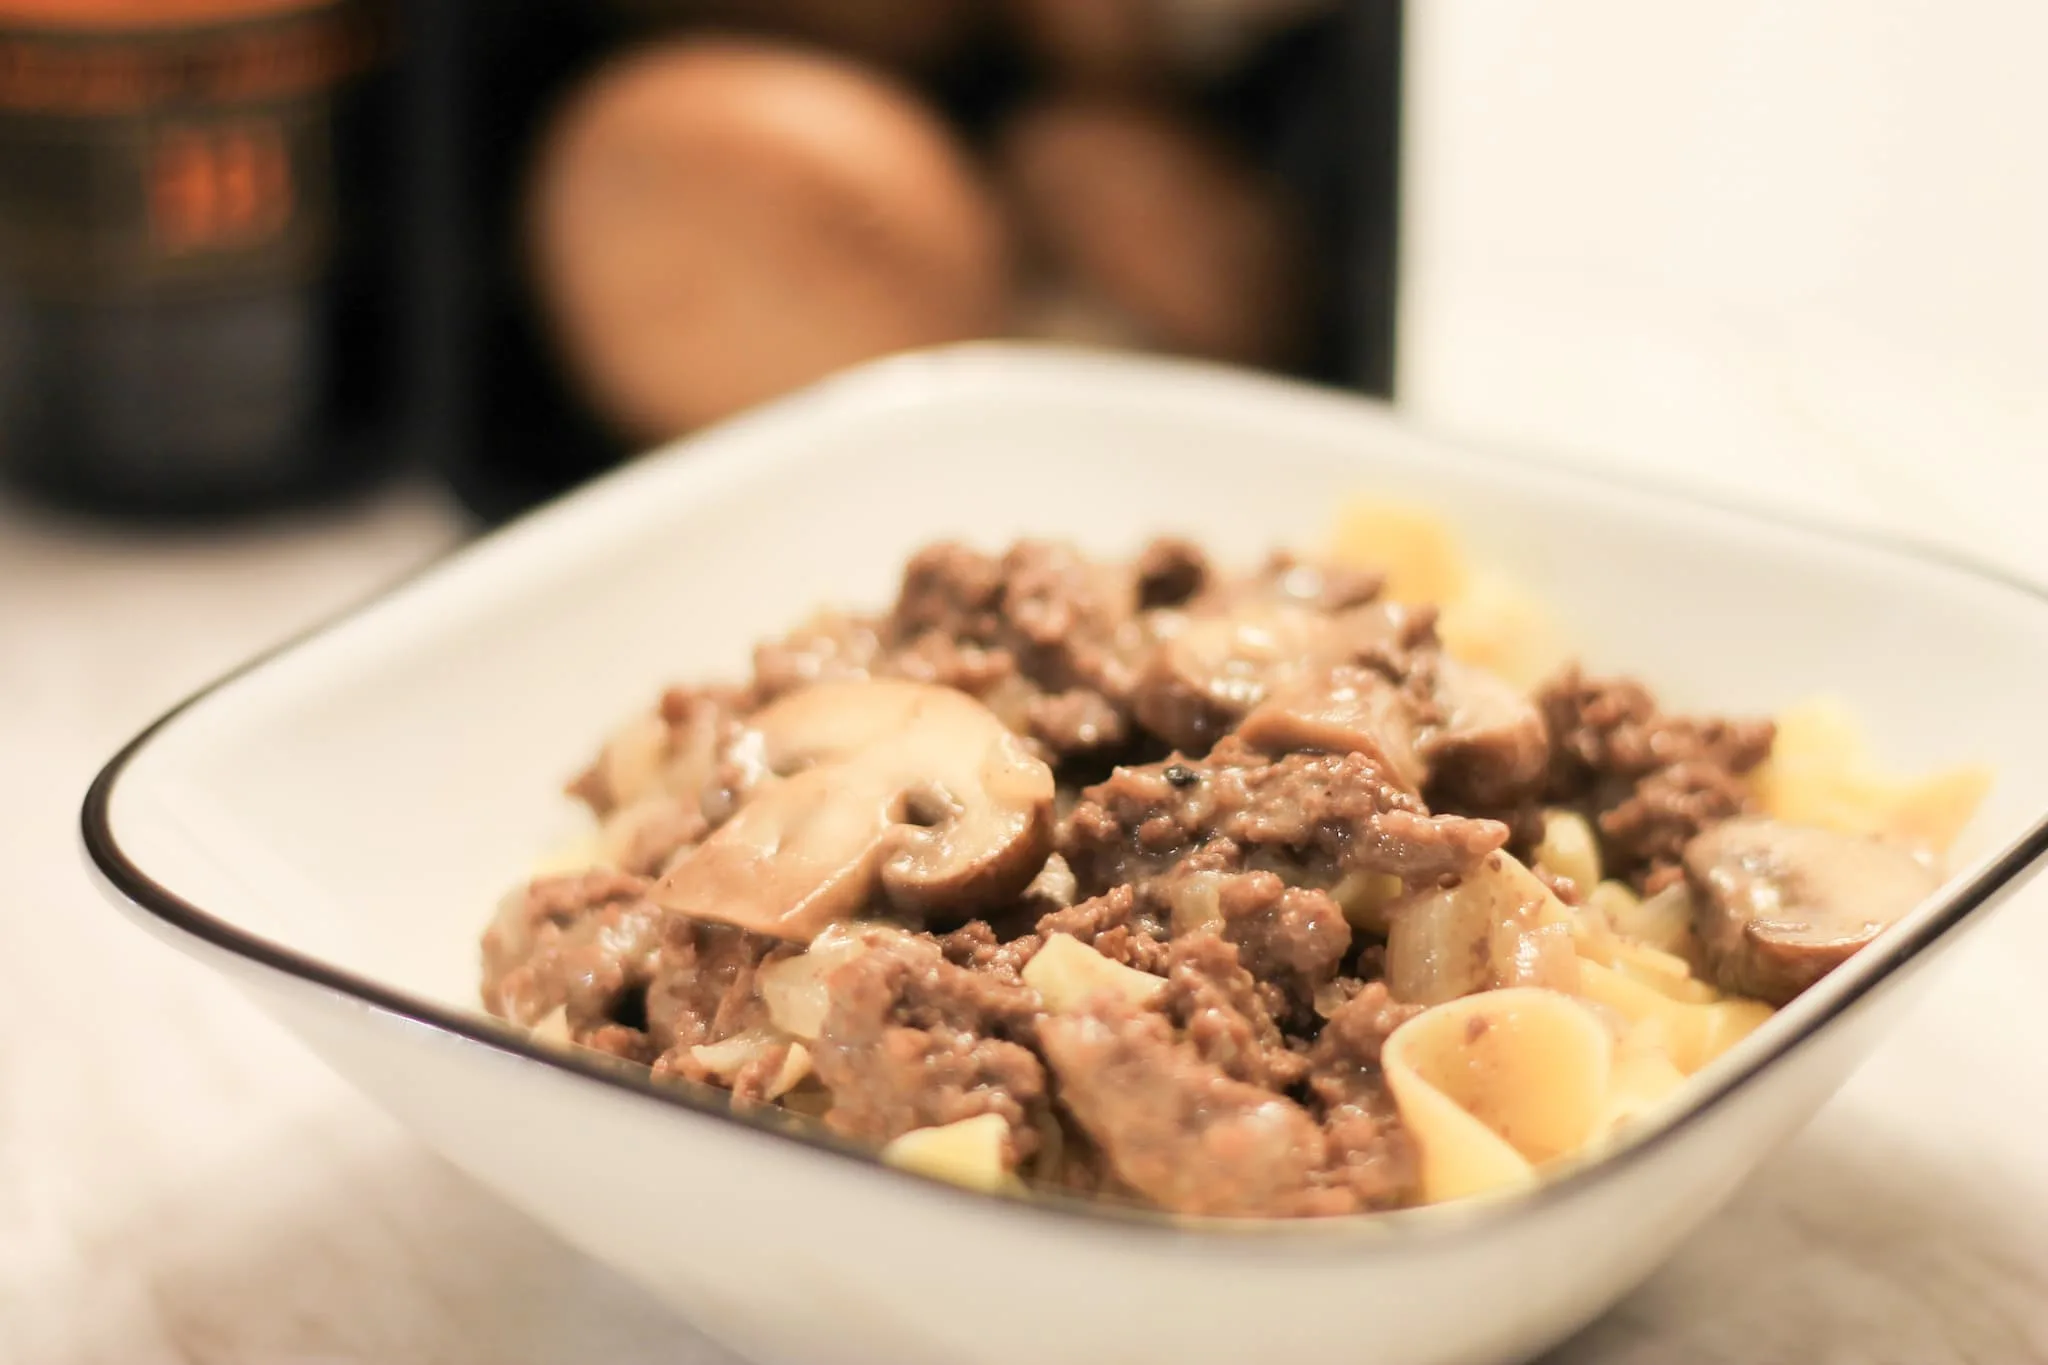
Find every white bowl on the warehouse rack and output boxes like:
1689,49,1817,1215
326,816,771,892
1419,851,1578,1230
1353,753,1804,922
85,345,2048,1365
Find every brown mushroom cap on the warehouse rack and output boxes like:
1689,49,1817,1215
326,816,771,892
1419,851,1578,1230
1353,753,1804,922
529,38,1008,441
1238,664,1426,791
1135,600,1419,753
1683,816,1942,1005
651,680,1056,941
1416,655,1550,809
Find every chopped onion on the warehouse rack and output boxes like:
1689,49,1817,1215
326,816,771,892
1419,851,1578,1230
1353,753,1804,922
1331,870,1406,935
1609,882,1698,959
600,711,671,809
764,1044,813,1101
1385,880,1494,1005
758,924,871,1040
1387,853,1579,1005
1533,809,1602,893
689,1029,781,1082
529,1005,573,1047
1162,869,1227,936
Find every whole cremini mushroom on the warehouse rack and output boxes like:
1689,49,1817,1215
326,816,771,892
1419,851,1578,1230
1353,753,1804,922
1683,816,1942,1005
997,94,1308,368
651,680,1056,941
528,39,1008,442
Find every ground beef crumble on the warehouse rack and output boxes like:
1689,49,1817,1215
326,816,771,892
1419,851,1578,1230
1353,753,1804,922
484,535,1785,1220
1539,666,1776,891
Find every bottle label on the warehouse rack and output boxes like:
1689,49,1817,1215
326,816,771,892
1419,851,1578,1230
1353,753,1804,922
0,0,384,301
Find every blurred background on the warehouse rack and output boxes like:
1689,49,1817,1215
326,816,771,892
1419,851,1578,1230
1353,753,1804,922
0,0,1402,523
2,1,2040,539
4,4,2047,1361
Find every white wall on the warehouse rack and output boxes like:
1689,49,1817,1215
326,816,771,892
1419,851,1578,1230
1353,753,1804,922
1399,1,2048,575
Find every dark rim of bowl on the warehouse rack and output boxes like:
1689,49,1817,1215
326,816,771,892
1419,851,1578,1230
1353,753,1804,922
77,361,2048,1249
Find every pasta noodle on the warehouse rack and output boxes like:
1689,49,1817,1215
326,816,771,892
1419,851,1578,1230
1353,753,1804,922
1384,988,1687,1204
880,1113,1017,1194
1757,697,1991,854
1382,849,1774,1198
486,507,1993,1219
1330,498,1567,689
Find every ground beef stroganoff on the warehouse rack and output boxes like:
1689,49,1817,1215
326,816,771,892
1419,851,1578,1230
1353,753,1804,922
481,505,1988,1216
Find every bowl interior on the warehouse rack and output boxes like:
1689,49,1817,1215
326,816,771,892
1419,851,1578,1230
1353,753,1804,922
101,346,2048,1028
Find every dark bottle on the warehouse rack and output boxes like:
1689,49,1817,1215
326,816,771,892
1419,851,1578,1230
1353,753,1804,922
0,0,407,518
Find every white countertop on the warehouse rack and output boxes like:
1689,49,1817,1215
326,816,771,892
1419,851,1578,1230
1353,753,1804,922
3,480,2044,1365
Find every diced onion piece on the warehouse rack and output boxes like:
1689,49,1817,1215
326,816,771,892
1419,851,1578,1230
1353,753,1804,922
1583,879,1639,928
765,1043,813,1100
1386,853,1578,1005
689,1029,780,1083
601,711,671,809
529,1005,573,1047
1607,882,1698,959
758,925,871,1041
1161,870,1227,936
1331,870,1406,935
1533,809,1601,893
1023,933,1167,1014
881,1113,1016,1194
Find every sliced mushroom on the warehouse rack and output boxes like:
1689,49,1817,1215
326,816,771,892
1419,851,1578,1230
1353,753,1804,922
651,681,1056,941
1237,664,1425,790
1683,817,1941,1006
1134,600,1422,753
1417,655,1550,809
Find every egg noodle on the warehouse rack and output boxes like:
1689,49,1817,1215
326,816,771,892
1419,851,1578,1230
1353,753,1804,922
516,500,1990,1209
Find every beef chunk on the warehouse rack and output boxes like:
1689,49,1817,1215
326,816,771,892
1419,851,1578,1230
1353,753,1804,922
1035,884,1173,974
1304,982,1423,1209
1061,736,1510,896
874,539,1163,760
482,871,664,1058
644,917,794,1066
1157,933,1307,1090
811,929,1048,1154
566,684,752,818
1212,874,1351,1026
1039,1003,1342,1217
936,919,1042,984
1540,666,1776,892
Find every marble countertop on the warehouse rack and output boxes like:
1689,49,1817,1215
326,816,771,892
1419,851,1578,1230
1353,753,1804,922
3,481,2043,1365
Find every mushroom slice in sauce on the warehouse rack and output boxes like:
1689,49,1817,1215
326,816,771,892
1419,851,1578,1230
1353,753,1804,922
651,680,1056,941
1417,655,1550,809
1236,663,1426,791
1134,599,1422,754
1682,816,1941,1006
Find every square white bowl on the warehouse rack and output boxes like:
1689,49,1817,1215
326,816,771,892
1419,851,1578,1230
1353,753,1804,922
86,345,2048,1365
